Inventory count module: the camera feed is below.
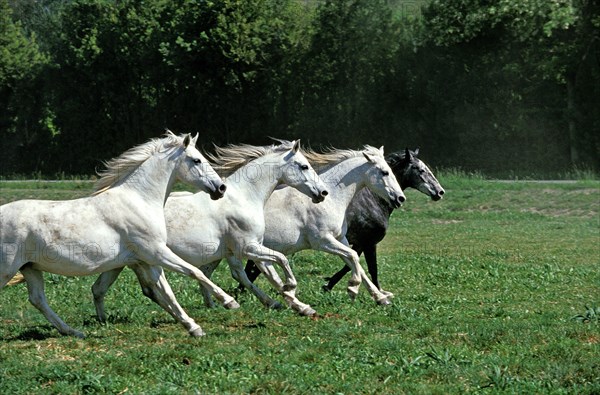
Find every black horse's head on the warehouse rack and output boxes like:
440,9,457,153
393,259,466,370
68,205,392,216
387,148,445,201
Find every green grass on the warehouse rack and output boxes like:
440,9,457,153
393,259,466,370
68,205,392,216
1,178,599,394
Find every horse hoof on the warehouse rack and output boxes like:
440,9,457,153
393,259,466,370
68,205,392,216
380,290,394,298
376,298,391,306
299,306,317,316
67,330,85,339
268,301,284,310
224,300,240,309
190,328,206,337
321,285,332,293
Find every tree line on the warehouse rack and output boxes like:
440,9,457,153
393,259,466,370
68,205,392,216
1,0,598,176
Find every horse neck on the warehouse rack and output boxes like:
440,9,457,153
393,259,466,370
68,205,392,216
119,152,179,206
228,155,282,206
366,188,395,216
394,163,412,190
321,158,368,208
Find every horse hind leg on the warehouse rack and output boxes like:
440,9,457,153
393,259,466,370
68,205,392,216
0,243,24,289
198,261,220,309
20,265,85,338
237,259,262,292
91,267,125,322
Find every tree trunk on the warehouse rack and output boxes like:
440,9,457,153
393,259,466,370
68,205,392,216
566,71,579,165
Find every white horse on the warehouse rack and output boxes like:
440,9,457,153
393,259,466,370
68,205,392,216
0,132,233,338
201,146,406,315
91,140,329,318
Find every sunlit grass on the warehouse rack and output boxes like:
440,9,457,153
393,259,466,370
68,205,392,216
1,178,599,393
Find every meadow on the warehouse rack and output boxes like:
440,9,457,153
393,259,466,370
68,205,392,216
1,175,598,394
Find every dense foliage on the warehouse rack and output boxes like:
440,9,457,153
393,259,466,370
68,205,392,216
1,0,598,176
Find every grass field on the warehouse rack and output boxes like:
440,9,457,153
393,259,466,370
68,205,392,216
1,176,598,394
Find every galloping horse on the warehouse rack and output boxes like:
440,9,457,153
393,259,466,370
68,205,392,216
91,140,329,319
203,146,406,315
1,132,231,337
321,148,444,295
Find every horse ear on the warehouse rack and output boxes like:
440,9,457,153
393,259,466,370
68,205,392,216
379,146,384,155
183,134,191,148
191,133,199,146
363,152,374,163
404,147,412,161
414,147,419,156
292,139,300,153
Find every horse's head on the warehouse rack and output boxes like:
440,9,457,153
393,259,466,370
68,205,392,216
279,140,328,203
362,146,405,209
388,148,444,201
175,133,227,200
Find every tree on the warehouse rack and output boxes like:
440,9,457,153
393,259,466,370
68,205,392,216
421,0,600,169
0,0,49,173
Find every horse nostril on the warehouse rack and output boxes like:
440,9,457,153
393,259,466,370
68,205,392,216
321,190,329,197
398,195,406,203
219,184,227,193
439,190,445,196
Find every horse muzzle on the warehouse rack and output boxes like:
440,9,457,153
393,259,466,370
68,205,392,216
431,189,445,201
210,183,227,200
311,189,329,203
390,193,405,209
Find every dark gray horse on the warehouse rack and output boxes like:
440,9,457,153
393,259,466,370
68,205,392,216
243,148,444,296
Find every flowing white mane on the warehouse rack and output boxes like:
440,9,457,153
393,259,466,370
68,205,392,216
93,131,185,195
207,140,296,177
304,145,382,171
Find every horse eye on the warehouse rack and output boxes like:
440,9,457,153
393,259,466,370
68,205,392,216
381,170,389,176
193,159,202,164
300,164,309,170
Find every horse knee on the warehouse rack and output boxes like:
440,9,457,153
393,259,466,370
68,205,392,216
282,280,297,292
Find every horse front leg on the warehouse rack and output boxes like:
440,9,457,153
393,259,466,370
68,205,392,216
135,244,240,336
129,264,205,337
20,265,85,338
91,267,125,322
315,236,390,305
242,243,316,316
362,244,393,298
322,245,361,292
139,244,239,310
226,256,282,310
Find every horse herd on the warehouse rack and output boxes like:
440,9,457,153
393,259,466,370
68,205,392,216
0,132,444,338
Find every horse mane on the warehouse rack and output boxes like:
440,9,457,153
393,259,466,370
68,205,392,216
207,139,296,177
303,145,383,171
386,149,418,169
92,131,184,195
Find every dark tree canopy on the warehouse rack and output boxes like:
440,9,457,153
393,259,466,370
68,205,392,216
1,0,598,177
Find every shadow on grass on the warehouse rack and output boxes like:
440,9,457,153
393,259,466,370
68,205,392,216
4,325,59,341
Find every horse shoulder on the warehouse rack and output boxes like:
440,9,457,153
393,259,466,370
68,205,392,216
345,189,390,246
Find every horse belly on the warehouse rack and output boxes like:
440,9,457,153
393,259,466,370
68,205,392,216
27,239,131,275
168,232,227,267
